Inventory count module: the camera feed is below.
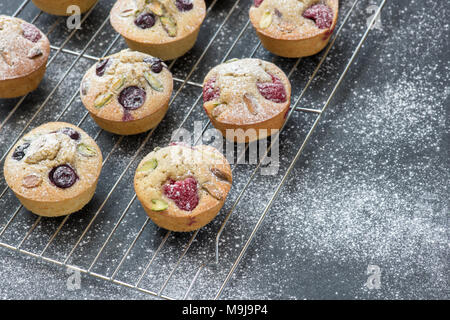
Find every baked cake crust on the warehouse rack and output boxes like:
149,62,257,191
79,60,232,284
134,144,232,232
0,15,50,98
31,0,98,16
249,0,339,57
110,0,206,60
202,58,291,142
80,49,173,135
3,122,103,217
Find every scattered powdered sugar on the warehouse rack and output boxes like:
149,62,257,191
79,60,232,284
0,0,447,300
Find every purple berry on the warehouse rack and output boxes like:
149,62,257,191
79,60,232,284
22,23,42,43
60,127,80,140
12,143,30,161
49,164,78,189
118,86,146,110
144,57,163,73
176,0,194,12
134,12,156,29
96,59,110,77
151,61,163,73
122,110,134,122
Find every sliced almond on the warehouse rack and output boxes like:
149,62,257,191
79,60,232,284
27,47,42,59
22,174,42,189
243,93,258,115
202,182,224,201
259,10,273,29
211,167,232,183
120,8,135,17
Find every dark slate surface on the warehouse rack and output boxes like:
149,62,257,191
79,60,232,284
0,0,448,299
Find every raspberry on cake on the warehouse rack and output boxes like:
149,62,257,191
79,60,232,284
80,49,173,135
110,0,206,60
0,15,50,98
134,144,232,232
249,0,339,58
3,122,103,217
202,58,291,143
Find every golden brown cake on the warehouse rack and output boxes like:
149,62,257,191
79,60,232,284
3,122,103,217
249,0,339,58
80,49,173,135
134,144,232,232
31,0,98,16
110,0,206,60
202,58,291,143
0,15,50,98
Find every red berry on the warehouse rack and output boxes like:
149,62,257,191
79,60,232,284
303,4,333,29
163,177,199,211
256,74,287,103
254,0,264,8
22,23,42,43
203,77,220,102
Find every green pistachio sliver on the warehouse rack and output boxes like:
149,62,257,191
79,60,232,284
151,199,168,211
160,16,177,37
111,76,126,93
225,58,239,64
138,158,158,172
144,71,163,92
77,143,97,157
259,10,273,29
148,1,164,16
94,93,113,109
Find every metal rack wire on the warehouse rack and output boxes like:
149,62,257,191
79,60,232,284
0,0,386,300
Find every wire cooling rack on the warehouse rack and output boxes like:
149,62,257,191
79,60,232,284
0,0,386,299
